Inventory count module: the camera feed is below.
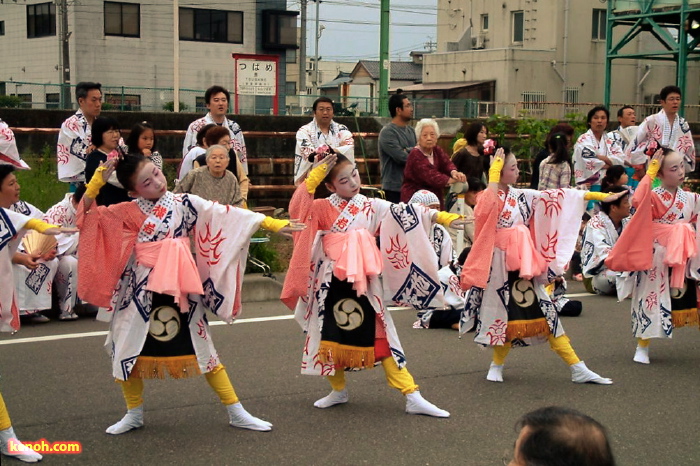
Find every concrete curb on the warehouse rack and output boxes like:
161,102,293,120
241,273,286,303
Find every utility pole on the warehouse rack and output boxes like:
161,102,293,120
173,0,180,112
57,0,71,108
378,0,390,117
299,0,307,97
313,0,320,96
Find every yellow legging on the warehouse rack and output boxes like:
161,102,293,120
118,364,239,410
637,338,650,348
0,392,12,431
325,357,419,395
492,335,581,366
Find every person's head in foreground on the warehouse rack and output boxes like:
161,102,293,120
507,406,615,466
657,148,684,189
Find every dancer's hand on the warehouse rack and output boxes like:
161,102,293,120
601,189,629,203
647,149,664,179
488,148,505,184
277,220,306,238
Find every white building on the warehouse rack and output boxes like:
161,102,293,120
0,1,298,113
427,0,699,117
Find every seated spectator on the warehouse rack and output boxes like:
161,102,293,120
581,186,630,296
414,247,470,331
179,123,216,181
401,118,466,209
508,406,615,466
446,177,485,248
174,145,243,207
194,125,250,204
84,117,130,206
600,165,629,193
0,166,78,322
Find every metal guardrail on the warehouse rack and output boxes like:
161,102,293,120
4,82,699,120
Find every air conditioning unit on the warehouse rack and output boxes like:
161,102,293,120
474,35,486,49
306,61,314,71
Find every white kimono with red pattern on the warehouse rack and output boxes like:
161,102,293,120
573,129,624,186
581,212,629,296
57,109,91,182
0,119,29,169
78,192,264,380
0,207,34,332
621,187,700,339
288,192,443,376
460,188,586,346
627,110,696,172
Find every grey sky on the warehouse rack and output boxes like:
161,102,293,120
289,0,439,62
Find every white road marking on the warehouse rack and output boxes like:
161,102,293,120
0,299,597,346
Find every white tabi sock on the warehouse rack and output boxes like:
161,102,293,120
0,427,43,463
486,362,504,383
105,406,144,435
570,361,613,385
227,403,272,431
633,346,650,364
313,389,349,409
405,391,450,418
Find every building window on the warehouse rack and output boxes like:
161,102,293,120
592,9,606,40
46,93,60,109
521,91,545,114
179,8,243,44
262,10,298,50
0,21,5,36
13,93,33,108
565,87,580,112
27,2,56,38
104,2,140,37
481,14,489,32
104,93,141,111
512,11,524,43
286,81,297,95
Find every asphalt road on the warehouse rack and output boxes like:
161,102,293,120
0,282,698,466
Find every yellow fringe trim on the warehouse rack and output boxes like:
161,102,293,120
506,318,552,341
671,308,700,329
130,355,202,379
318,341,375,369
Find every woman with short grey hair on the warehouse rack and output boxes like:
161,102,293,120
174,144,243,207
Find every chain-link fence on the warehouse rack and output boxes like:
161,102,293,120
2,81,699,121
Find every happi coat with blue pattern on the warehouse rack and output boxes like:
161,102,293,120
285,187,444,377
77,192,264,380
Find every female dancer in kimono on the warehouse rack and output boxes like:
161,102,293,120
78,154,301,435
459,148,622,384
606,149,700,364
1,188,72,462
281,153,465,417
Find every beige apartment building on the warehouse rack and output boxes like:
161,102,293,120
427,0,698,111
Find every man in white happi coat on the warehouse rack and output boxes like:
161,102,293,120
0,119,29,170
294,97,354,185
57,82,102,184
581,186,631,296
608,105,638,152
627,85,696,172
183,85,248,175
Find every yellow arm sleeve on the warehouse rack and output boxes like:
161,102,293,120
646,159,660,180
435,212,461,227
584,191,611,202
488,156,505,184
25,218,59,233
260,217,289,233
305,163,330,194
85,166,108,199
